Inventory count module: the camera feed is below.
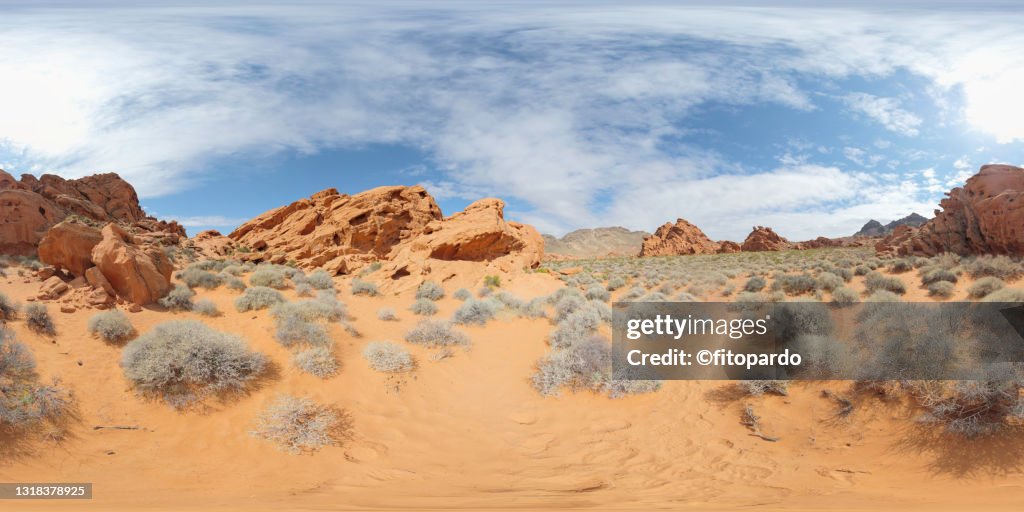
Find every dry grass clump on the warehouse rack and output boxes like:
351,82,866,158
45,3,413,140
405,320,469,347
967,276,1005,299
928,280,956,299
830,286,859,306
362,341,414,372
121,320,267,407
410,298,438,316
964,255,1023,280
815,272,844,292
193,299,221,317
982,287,1024,302
864,271,906,295
532,336,660,398
744,276,767,292
235,286,285,312
739,380,789,396
452,298,498,325
1,328,73,431
293,346,338,378
888,258,914,273
377,307,398,321
910,380,1024,438
25,303,56,335
921,268,958,286
176,266,223,289
773,273,817,295
0,292,18,321
225,276,247,291
250,266,290,289
351,278,379,296
160,284,196,311
251,395,346,453
415,281,445,301
87,309,135,343
453,288,472,301
306,269,335,290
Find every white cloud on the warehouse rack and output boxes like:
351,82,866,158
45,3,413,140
842,93,922,136
1,2,1021,237
169,215,249,229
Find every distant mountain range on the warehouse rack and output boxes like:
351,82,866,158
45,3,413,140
543,227,649,258
853,213,929,237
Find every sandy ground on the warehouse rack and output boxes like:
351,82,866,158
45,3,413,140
2,266,1024,511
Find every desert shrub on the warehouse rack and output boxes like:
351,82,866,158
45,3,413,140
274,314,331,348
405,320,469,347
306,269,334,290
235,286,285,312
295,282,315,297
1,329,71,430
739,380,789,396
549,306,602,349
912,381,1024,438
251,395,343,453
964,255,1023,280
675,291,699,302
477,286,493,298
87,309,134,343
225,276,247,292
193,299,221,317
607,276,626,291
981,287,1024,302
492,291,525,311
921,268,958,286
866,290,902,302
177,267,223,289
250,267,289,289
350,278,379,296
968,276,1005,299
484,275,501,288
415,281,445,301
928,281,956,299
864,271,906,295
220,264,244,276
830,286,859,306
521,297,548,318
552,293,587,323
816,272,844,292
293,346,338,378
159,284,196,311
410,298,438,316
25,304,55,335
773,274,817,295
889,258,914,273
853,265,870,276
121,320,267,406
743,276,767,292
532,336,659,398
453,288,471,301
619,285,646,301
0,292,19,320
362,341,414,372
271,298,345,323
452,298,498,325
584,284,611,302
377,307,398,321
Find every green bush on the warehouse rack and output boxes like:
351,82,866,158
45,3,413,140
484,275,501,288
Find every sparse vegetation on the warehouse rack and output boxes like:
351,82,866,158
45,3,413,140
928,280,957,298
25,303,55,335
405,320,470,347
377,307,398,321
452,298,498,325
351,278,379,296
306,269,335,290
1,327,73,431
251,395,345,453
967,276,1005,299
235,286,285,312
410,298,438,316
293,346,338,378
193,299,221,317
415,281,445,301
865,271,906,295
177,266,223,289
160,284,196,311
250,266,289,289
362,341,414,372
0,292,19,320
483,275,501,288
87,309,135,343
453,288,472,301
121,320,267,407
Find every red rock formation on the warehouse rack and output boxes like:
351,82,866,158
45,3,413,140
717,240,741,254
877,165,1024,256
0,169,184,255
638,218,720,257
90,224,174,305
187,229,236,259
229,186,443,273
796,236,845,250
741,226,793,252
37,220,103,276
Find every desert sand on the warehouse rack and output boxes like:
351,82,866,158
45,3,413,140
4,258,1024,512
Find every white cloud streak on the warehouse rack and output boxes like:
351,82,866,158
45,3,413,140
1,2,1022,238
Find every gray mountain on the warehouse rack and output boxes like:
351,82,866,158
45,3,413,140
854,213,929,237
543,227,650,258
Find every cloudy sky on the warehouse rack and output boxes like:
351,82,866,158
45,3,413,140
2,1,1024,240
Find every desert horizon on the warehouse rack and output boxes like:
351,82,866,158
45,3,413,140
4,2,1024,511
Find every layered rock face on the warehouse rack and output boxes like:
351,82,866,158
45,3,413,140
0,169,184,254
877,164,1024,256
543,227,649,258
639,219,720,256
91,224,174,305
229,186,542,277
741,226,793,252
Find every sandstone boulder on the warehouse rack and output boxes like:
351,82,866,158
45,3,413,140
91,224,174,305
188,229,236,259
38,220,103,275
639,218,720,257
878,165,1024,256
37,276,69,300
717,241,741,254
741,226,793,252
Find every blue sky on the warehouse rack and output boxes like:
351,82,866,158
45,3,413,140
2,1,1024,240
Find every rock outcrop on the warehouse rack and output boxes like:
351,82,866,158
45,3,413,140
542,227,650,258
716,240,741,254
229,186,543,279
639,219,720,257
186,230,237,259
37,220,103,276
90,224,174,305
741,226,793,252
0,169,184,255
877,164,1024,256
854,213,928,237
